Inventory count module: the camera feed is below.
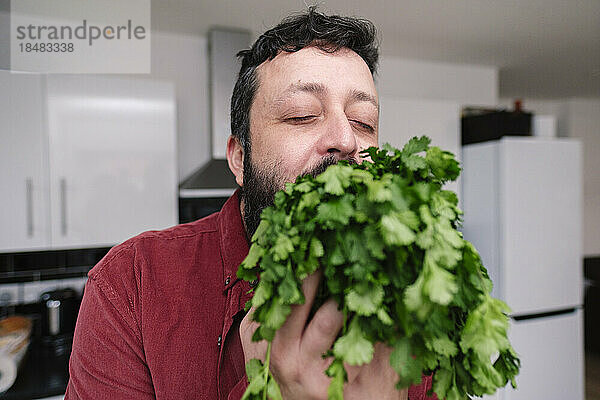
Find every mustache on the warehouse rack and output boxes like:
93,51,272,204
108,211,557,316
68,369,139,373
300,154,358,179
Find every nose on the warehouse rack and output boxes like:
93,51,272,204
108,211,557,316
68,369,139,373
317,111,358,160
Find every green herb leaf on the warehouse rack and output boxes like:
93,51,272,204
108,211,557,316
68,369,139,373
333,318,374,365
380,214,416,246
346,283,384,316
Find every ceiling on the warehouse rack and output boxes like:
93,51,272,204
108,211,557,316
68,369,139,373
151,0,600,99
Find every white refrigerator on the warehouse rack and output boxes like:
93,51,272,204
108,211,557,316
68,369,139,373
462,137,584,400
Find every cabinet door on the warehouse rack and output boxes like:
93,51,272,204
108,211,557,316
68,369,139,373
45,75,177,248
0,71,49,251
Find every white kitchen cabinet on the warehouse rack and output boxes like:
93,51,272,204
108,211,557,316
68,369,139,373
0,72,178,251
0,71,50,251
45,75,178,248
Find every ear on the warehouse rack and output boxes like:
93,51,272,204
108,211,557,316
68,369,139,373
226,135,245,187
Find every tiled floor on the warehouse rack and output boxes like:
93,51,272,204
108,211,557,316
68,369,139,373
587,351,600,400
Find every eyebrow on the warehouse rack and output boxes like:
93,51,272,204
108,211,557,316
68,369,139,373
275,82,379,111
348,88,379,112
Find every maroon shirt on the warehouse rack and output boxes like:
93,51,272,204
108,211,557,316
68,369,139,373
65,191,437,400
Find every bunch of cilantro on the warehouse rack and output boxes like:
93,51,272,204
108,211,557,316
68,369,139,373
238,136,520,400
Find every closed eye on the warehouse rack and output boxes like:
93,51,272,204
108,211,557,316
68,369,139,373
351,120,375,133
285,116,318,123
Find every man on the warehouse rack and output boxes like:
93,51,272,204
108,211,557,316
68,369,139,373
65,8,437,400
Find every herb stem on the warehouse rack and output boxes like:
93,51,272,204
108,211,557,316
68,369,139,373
263,342,272,400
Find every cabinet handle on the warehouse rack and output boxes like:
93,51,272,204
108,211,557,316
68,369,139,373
26,178,33,237
60,178,67,236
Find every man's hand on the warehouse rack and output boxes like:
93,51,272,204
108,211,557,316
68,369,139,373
239,270,408,400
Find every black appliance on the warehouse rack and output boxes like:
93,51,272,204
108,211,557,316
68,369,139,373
461,102,532,145
179,196,229,224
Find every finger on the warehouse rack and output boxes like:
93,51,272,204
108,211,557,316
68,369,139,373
300,298,343,357
240,307,268,363
274,269,323,346
344,343,389,384
344,343,404,400
361,342,395,374
351,342,398,385
344,363,361,384
373,342,395,373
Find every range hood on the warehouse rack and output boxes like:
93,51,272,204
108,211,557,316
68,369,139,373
179,28,250,198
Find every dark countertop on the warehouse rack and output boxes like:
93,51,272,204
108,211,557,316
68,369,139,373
0,336,70,400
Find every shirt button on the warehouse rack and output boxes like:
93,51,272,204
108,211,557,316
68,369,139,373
249,279,258,288
225,276,230,285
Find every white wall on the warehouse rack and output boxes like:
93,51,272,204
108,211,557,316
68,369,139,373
377,57,498,106
149,32,210,182
568,99,600,256
500,98,600,256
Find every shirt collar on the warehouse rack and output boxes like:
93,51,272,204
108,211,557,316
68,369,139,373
218,189,250,291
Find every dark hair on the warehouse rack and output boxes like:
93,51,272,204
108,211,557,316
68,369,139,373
230,6,379,154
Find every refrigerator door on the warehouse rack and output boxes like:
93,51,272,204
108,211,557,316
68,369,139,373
500,138,582,315
494,309,584,400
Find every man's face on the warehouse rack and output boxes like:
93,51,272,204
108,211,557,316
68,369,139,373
240,46,379,236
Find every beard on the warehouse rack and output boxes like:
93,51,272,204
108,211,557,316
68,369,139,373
240,152,358,238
